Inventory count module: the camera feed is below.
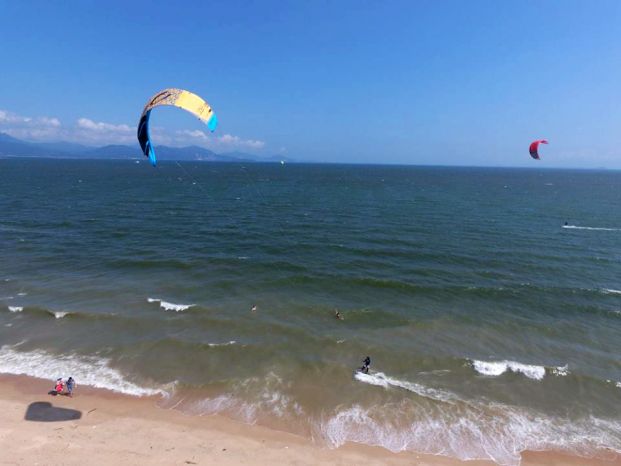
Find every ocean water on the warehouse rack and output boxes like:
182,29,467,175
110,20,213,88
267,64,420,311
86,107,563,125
1,158,621,465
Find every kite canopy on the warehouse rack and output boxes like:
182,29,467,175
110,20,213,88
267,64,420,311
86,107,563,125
529,139,548,160
137,88,218,166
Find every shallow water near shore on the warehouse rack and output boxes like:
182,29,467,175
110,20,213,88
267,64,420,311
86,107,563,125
1,159,620,465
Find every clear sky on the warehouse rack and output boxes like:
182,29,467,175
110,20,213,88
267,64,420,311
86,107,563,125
1,0,620,167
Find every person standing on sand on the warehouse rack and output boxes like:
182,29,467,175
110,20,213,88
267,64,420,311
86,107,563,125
66,377,75,397
55,378,64,395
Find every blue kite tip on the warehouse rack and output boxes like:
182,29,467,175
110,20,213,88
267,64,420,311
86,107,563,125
208,114,218,132
148,146,157,166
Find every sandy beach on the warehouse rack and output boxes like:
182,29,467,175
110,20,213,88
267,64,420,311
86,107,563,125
0,374,618,466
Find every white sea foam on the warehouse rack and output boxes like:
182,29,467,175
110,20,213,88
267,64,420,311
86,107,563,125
319,403,621,466
207,340,236,347
52,311,70,319
147,298,194,312
8,306,23,313
186,372,303,421
472,360,545,380
160,301,194,312
562,225,620,231
0,345,165,397
354,371,458,403
470,359,567,380
601,289,621,295
550,365,569,377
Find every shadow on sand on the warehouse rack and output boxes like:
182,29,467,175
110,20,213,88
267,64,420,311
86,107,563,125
25,401,82,422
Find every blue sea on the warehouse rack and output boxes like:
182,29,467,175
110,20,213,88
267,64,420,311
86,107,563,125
1,158,620,465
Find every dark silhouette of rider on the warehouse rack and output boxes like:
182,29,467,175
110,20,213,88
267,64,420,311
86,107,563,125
361,356,371,374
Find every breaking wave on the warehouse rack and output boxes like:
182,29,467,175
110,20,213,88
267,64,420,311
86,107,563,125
319,403,621,466
470,359,568,380
147,298,194,312
207,340,237,347
0,345,166,397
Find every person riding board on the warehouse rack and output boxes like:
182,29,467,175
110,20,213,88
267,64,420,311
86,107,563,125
360,356,371,374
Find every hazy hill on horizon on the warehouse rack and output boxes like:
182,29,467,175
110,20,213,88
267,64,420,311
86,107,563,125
0,133,288,163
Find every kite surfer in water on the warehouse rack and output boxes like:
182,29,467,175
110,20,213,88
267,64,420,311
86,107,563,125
359,356,371,374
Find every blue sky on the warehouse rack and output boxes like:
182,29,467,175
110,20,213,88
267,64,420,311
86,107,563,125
1,0,620,167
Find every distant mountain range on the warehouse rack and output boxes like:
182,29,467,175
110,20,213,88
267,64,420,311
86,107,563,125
0,133,289,163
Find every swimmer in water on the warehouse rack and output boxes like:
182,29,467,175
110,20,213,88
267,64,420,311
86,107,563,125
334,310,344,320
251,304,257,313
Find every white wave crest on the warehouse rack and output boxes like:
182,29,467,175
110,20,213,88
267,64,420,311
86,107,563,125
471,360,567,380
601,289,621,295
147,298,194,312
354,371,458,403
0,345,165,397
50,311,70,319
8,306,23,313
207,340,236,347
550,365,569,377
563,225,620,231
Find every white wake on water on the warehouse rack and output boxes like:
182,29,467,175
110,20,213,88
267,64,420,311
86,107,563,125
354,371,458,403
563,225,620,231
0,345,166,397
147,298,194,312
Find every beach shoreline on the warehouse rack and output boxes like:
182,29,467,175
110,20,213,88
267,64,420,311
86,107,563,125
1,373,618,466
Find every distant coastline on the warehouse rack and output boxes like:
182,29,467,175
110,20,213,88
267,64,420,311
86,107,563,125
0,132,289,164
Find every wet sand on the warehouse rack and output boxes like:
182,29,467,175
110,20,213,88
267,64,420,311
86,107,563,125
0,374,618,466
